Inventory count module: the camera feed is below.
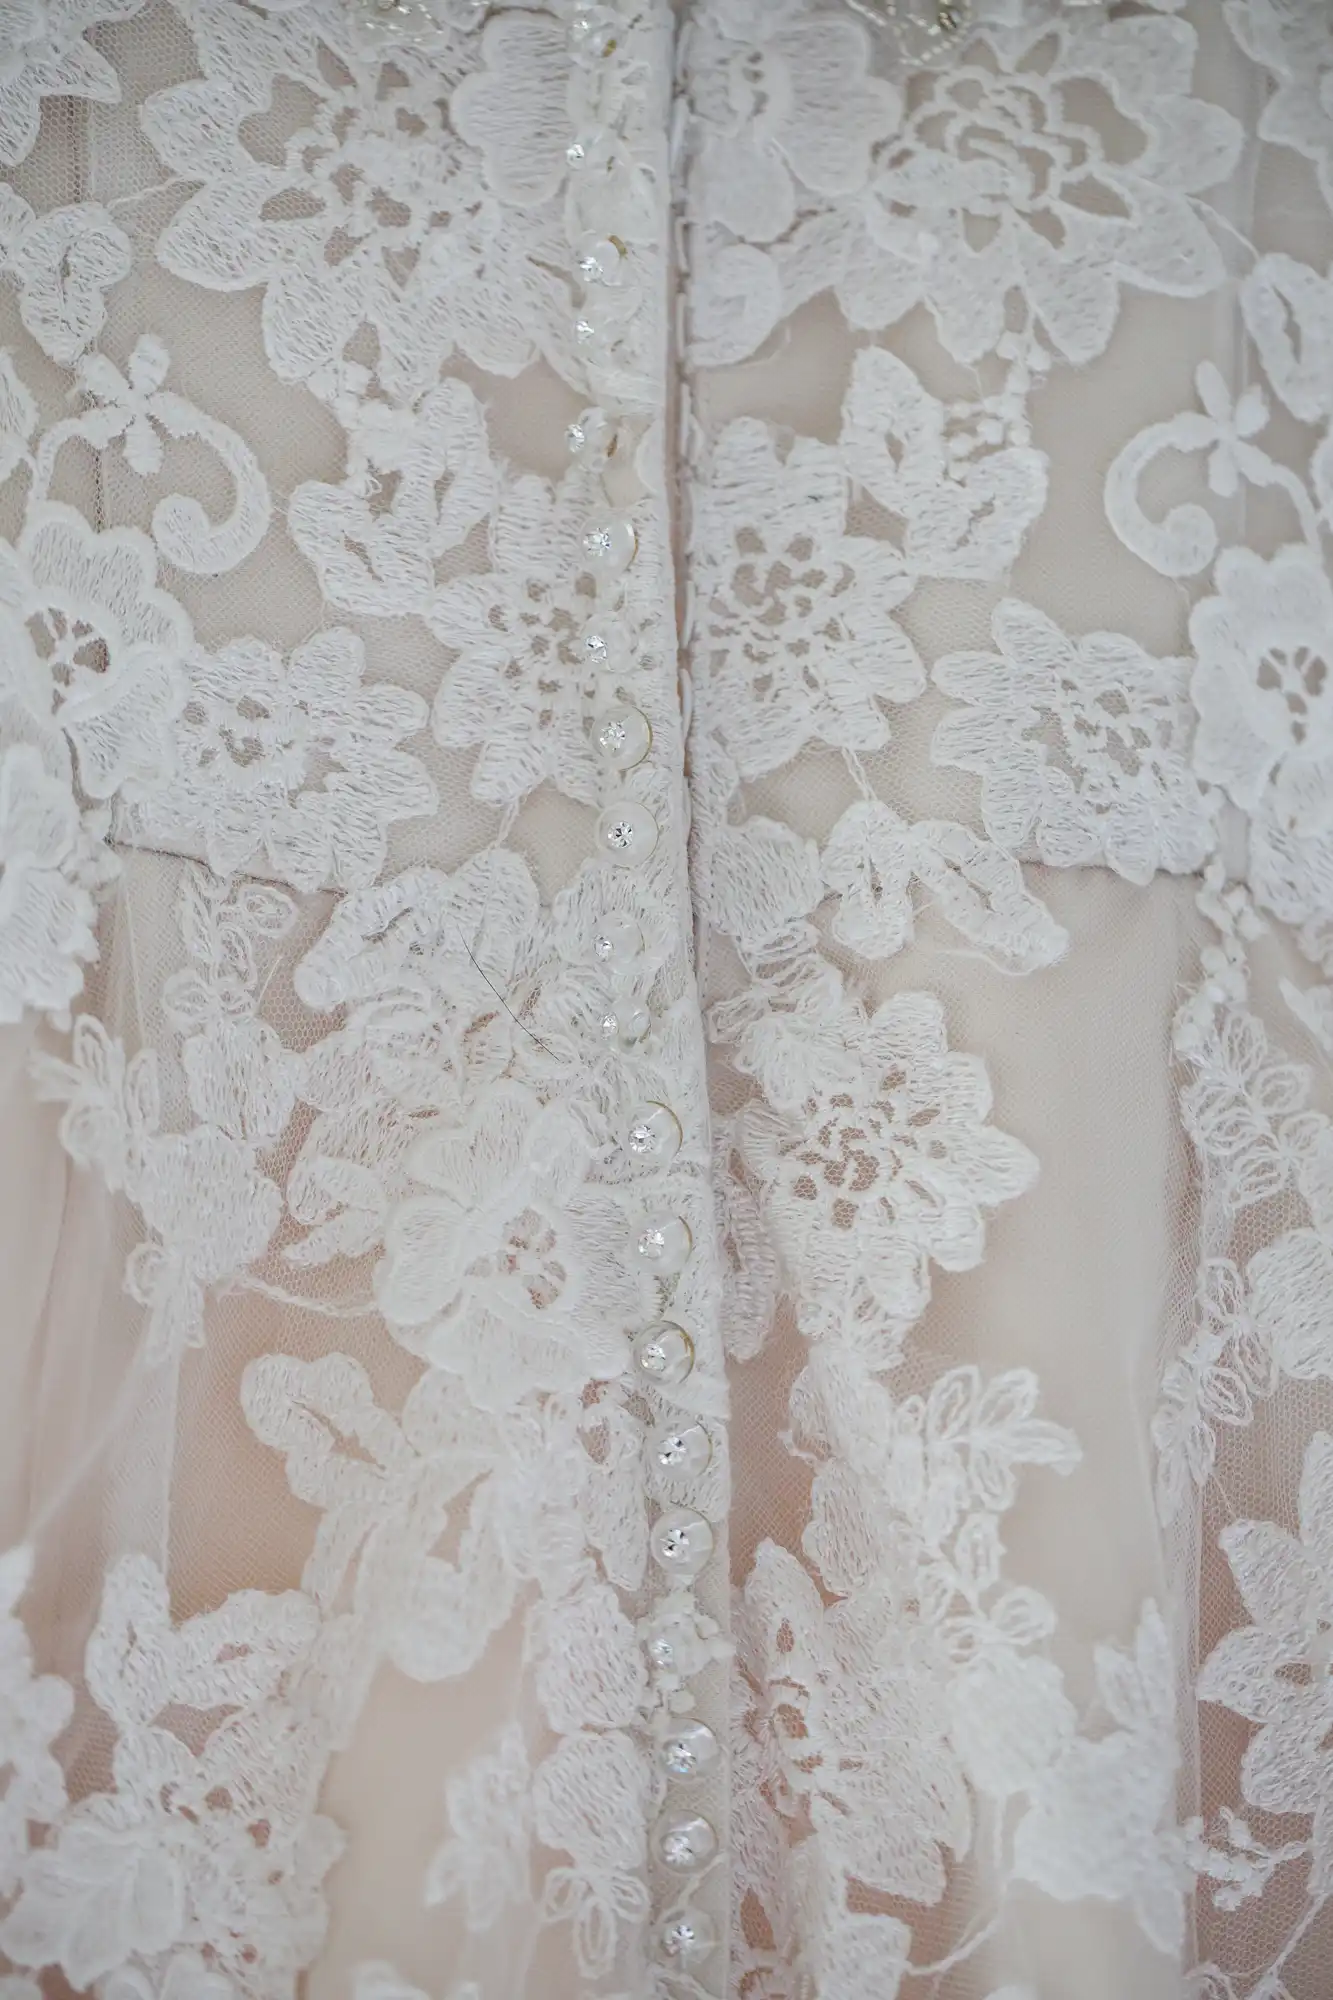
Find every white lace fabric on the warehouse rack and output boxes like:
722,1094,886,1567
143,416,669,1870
1,2,1333,1997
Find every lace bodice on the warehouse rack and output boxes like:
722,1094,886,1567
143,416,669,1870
2,4,1333,1998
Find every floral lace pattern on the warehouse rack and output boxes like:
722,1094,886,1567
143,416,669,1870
688,0,1243,363
141,5,573,402
124,630,436,895
934,601,1218,884
3,1,721,1996
0,2,143,169
682,1,1333,1995
2,2,1333,1998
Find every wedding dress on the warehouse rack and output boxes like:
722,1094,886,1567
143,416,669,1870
3,1,1333,1995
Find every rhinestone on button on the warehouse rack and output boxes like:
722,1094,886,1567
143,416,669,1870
591,912,642,970
578,620,630,677
651,1508,713,1577
631,1322,695,1387
575,232,628,286
565,125,610,172
566,406,612,459
657,1815,717,1872
658,1720,720,1780
634,1213,692,1273
650,1420,711,1477
601,1001,651,1047
582,514,637,575
597,800,658,866
625,1101,681,1164
592,704,651,770
657,1909,717,1965
570,5,617,51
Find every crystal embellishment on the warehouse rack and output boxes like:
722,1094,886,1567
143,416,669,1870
597,800,659,866
593,704,652,770
601,1001,651,1046
657,1815,717,1872
659,1721,720,1779
566,407,612,459
591,912,643,969
631,1323,695,1387
651,1508,714,1577
625,1101,681,1164
650,1421,711,1476
570,6,617,52
634,1214,692,1273
581,514,637,575
658,1910,718,1964
575,232,627,286
579,621,629,676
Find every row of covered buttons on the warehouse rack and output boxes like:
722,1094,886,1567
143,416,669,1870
578,464,660,872
567,2,719,1975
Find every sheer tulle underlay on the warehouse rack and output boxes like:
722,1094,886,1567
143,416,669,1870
3,3,1333,1997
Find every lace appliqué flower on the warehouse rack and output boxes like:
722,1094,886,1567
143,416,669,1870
1198,1428,1333,1896
738,1542,971,1908
124,628,436,893
32,877,292,1359
0,1,142,169
1008,1601,1192,1953
1190,545,1333,923
739,988,1037,1331
694,419,923,780
142,12,568,406
1226,0,1333,210
424,1724,533,1930
0,745,111,1028
689,0,900,244
0,1553,338,1992
430,469,612,808
700,9,1241,368
0,496,189,1022
934,598,1217,884
0,502,186,805
0,1548,73,1899
851,15,1240,363
375,1080,630,1402
0,188,131,367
